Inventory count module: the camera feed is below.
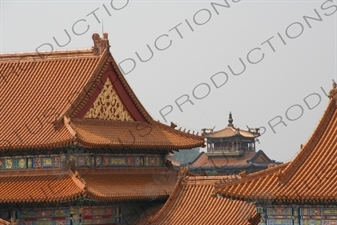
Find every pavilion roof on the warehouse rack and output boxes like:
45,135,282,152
0,34,204,151
205,126,256,139
215,83,337,203
204,112,259,139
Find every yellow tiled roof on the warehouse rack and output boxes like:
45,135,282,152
136,176,259,225
0,35,205,151
216,84,337,202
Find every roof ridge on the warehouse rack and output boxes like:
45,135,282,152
53,49,109,125
189,152,206,165
281,97,335,184
64,116,77,138
148,169,188,223
69,169,86,191
215,162,288,189
109,54,154,123
206,125,258,138
57,47,154,123
248,150,272,163
0,49,95,61
153,120,205,140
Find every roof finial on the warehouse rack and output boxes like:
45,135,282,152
228,111,233,127
328,79,337,99
91,33,110,55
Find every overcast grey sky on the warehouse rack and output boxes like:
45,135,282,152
1,0,336,162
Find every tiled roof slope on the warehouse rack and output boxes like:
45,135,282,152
0,34,204,151
0,168,84,203
204,112,259,139
133,204,164,225
0,167,177,203
136,175,259,225
68,119,203,150
190,151,257,167
78,168,177,201
216,83,337,203
1,50,102,150
206,126,256,138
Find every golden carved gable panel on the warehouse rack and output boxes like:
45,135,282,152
84,78,134,121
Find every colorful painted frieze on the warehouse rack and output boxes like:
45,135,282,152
0,154,166,170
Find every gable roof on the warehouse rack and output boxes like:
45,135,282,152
215,83,337,203
0,33,204,151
